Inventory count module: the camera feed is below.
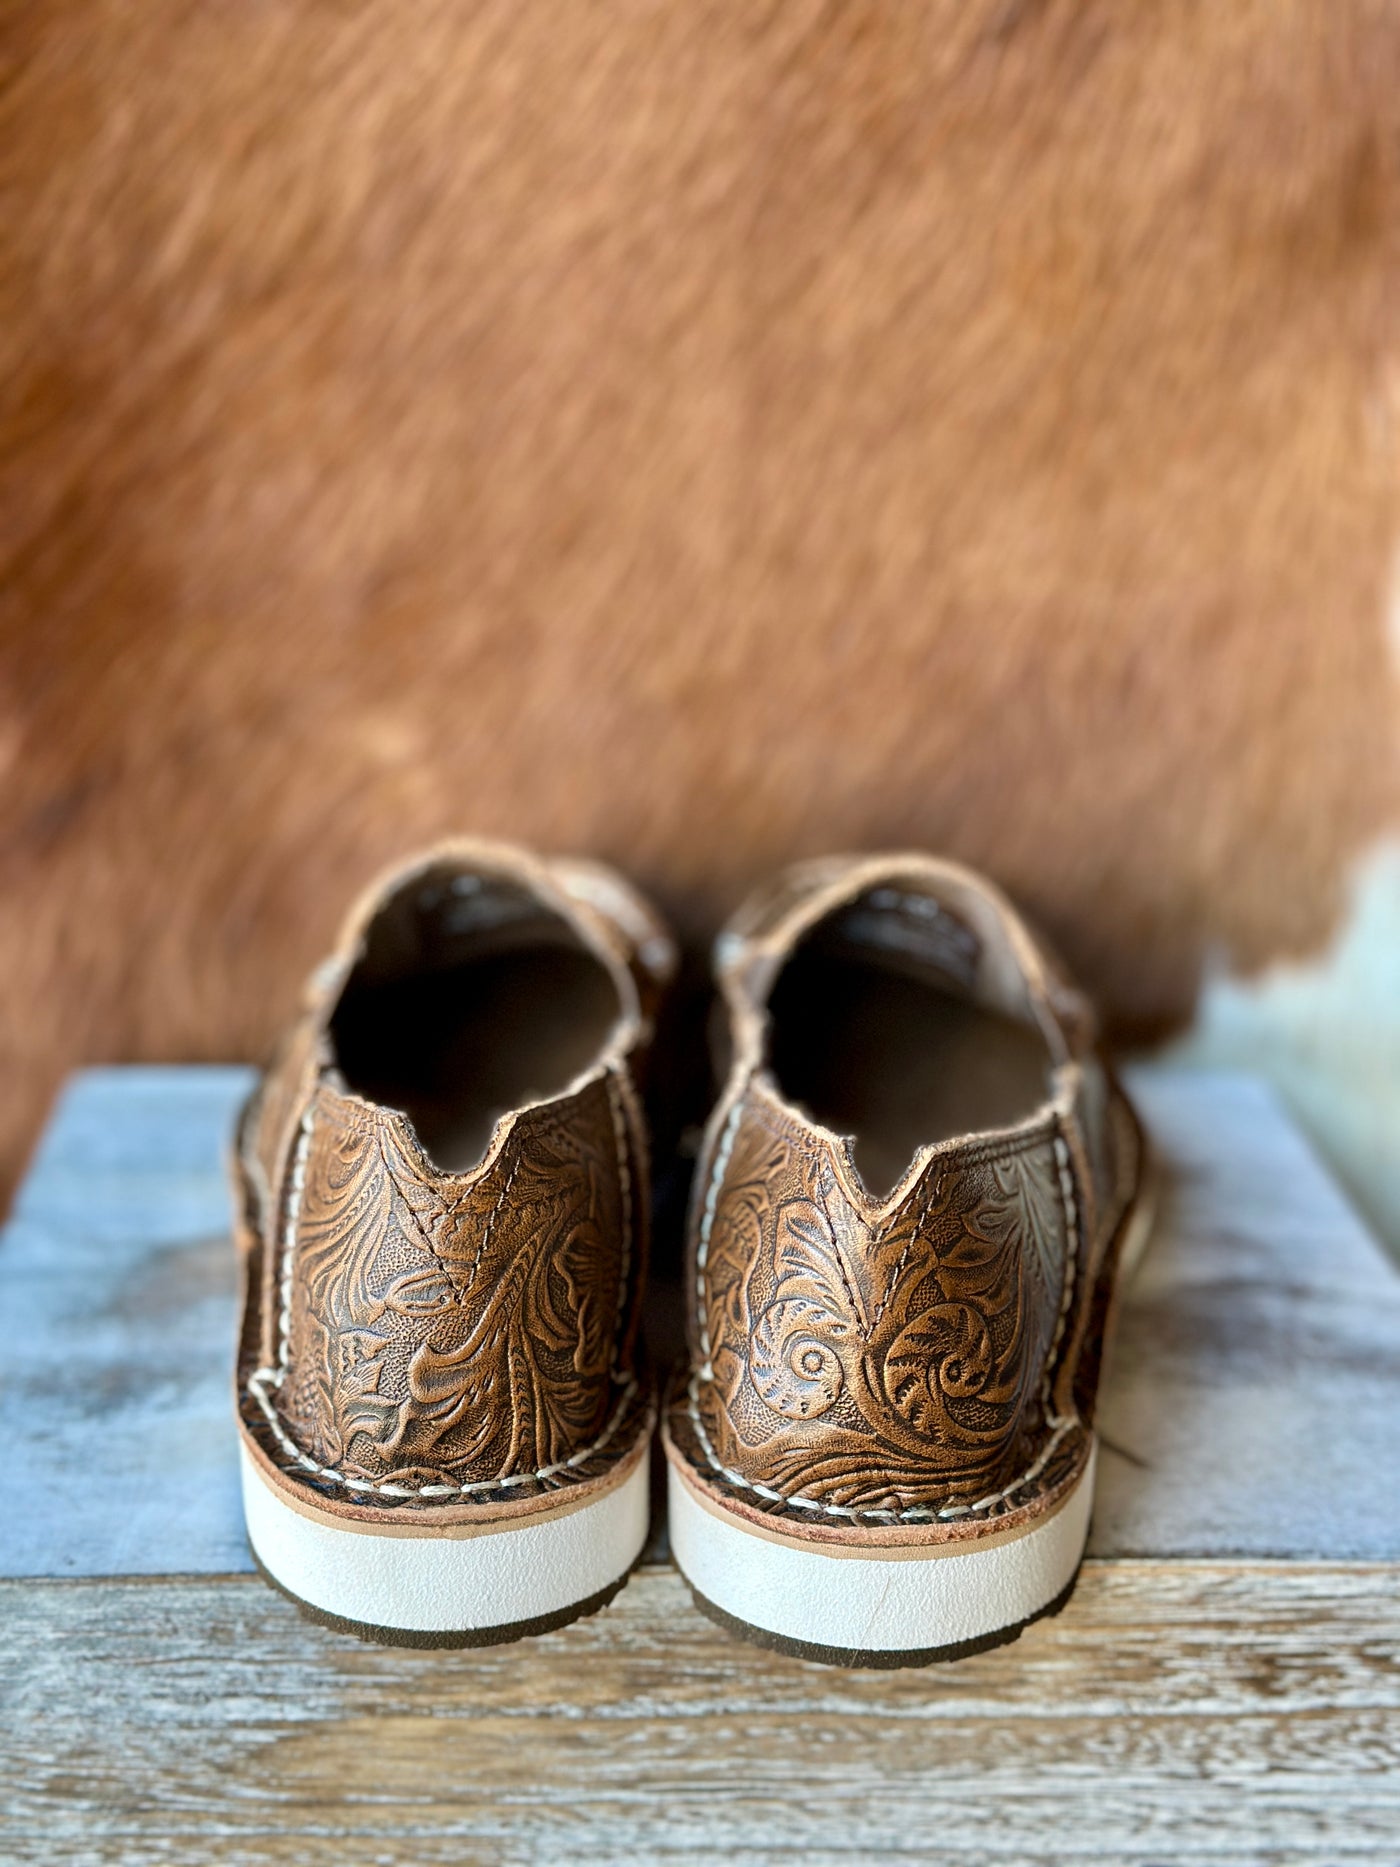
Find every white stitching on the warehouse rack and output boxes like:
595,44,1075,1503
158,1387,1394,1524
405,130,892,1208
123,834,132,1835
686,1123,1087,1525
249,1367,641,1498
695,1094,746,1378
685,1375,1079,1523
606,1068,633,1371
275,1107,315,1376
1045,1132,1080,1406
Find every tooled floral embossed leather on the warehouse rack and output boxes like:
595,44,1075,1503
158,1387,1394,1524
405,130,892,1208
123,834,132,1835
235,841,675,1525
665,854,1143,1544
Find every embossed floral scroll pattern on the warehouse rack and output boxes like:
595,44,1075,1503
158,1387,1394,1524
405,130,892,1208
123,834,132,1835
693,1096,1072,1512
278,1076,630,1487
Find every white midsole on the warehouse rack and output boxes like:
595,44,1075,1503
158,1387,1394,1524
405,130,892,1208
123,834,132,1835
240,1442,649,1634
669,1439,1096,1655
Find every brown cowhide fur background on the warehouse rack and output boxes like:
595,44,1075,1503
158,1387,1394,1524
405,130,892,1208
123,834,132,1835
1,2,1397,1199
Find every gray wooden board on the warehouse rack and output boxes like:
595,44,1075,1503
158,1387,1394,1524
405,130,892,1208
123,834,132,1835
2,1063,1397,1579
0,1066,255,1577
1096,1066,1400,1561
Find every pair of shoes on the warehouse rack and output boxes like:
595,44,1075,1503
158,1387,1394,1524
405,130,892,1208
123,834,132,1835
234,840,1147,1664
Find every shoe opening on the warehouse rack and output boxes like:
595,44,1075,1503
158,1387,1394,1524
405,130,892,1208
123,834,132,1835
765,886,1054,1199
329,863,623,1172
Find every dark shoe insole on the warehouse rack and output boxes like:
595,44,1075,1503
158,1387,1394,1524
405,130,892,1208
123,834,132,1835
332,947,619,1172
768,949,1051,1199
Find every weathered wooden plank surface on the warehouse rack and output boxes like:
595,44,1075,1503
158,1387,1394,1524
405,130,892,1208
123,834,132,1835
2,1564,1398,1865
0,1067,254,1577
2,1064,1399,1863
1095,1069,1400,1560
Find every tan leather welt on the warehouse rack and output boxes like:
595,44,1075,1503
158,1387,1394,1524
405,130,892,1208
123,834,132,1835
240,1408,651,1538
662,1427,1088,1557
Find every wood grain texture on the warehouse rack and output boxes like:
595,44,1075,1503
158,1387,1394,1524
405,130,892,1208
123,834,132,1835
3,1064,1400,1862
1097,1067,1400,1561
0,1067,254,1576
2,1565,1398,1865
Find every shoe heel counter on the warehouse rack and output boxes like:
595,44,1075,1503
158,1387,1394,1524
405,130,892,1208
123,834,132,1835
686,1089,1087,1522
255,1072,644,1495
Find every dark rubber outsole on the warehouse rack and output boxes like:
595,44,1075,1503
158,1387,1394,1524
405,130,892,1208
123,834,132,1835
250,1547,631,1650
682,1560,1084,1670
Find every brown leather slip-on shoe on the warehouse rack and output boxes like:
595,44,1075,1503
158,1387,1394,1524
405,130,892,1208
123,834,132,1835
663,854,1150,1668
233,840,676,1647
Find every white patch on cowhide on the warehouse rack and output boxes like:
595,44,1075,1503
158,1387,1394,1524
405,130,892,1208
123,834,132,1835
1160,838,1400,1264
